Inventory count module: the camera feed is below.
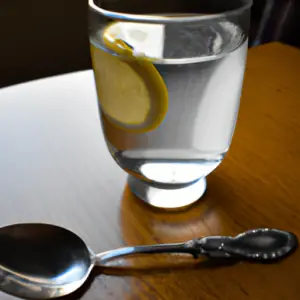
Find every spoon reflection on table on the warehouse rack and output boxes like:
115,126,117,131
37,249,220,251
0,223,297,299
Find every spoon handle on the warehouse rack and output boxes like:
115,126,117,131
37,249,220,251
186,228,298,260
95,228,297,265
95,242,188,264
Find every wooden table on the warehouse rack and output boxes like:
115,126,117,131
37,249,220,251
0,42,300,300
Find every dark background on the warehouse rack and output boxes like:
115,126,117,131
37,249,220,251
0,0,90,88
1,0,299,88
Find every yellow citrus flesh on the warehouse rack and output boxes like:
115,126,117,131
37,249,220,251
91,45,151,125
90,22,168,133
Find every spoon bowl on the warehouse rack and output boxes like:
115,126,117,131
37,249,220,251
0,224,93,299
0,223,297,299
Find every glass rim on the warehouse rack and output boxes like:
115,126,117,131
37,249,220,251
88,0,252,24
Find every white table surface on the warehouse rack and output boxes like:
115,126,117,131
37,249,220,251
0,70,126,252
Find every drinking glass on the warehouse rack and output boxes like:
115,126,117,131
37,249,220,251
88,0,252,209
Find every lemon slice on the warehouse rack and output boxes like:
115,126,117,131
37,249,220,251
90,22,168,133
91,45,151,125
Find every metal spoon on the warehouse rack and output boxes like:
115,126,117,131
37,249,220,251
0,223,297,299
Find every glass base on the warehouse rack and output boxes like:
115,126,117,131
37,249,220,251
128,175,207,209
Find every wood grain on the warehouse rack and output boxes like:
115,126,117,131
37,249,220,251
0,42,300,300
